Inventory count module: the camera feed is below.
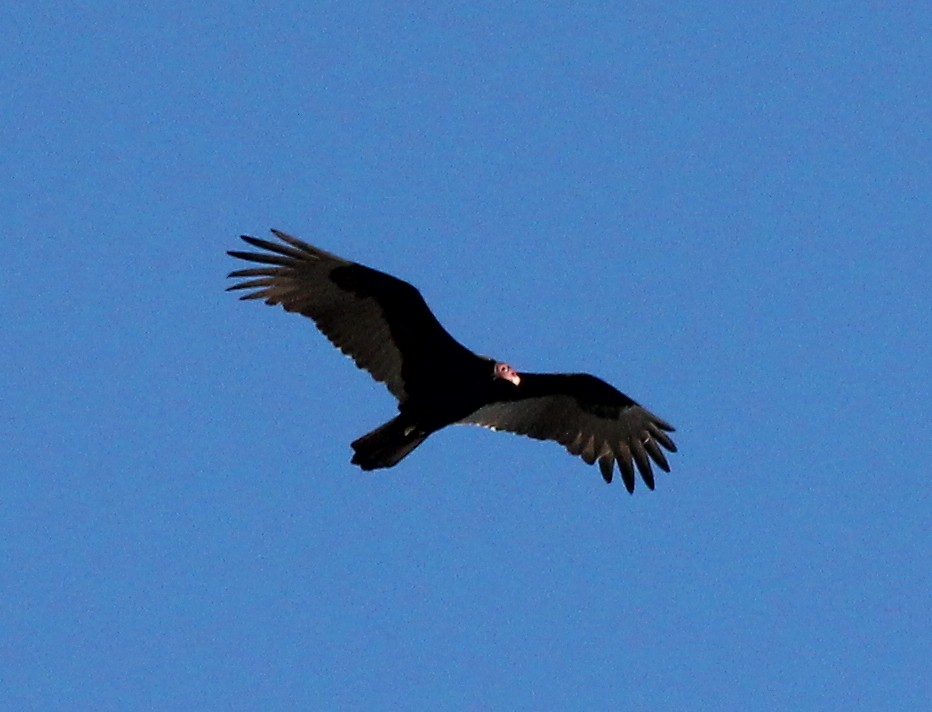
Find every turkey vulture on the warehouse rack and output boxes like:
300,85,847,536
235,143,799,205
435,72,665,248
227,230,677,492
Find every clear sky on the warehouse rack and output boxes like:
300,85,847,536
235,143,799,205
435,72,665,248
3,3,929,710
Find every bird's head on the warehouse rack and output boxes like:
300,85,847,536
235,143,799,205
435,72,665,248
493,361,521,386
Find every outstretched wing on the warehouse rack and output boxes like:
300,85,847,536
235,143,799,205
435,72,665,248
460,373,677,493
227,230,475,402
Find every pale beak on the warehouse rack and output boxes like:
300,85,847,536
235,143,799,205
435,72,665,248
493,362,521,386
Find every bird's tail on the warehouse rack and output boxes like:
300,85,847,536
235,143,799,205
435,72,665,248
351,416,429,470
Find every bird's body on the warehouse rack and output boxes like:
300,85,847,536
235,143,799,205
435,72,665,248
228,230,677,493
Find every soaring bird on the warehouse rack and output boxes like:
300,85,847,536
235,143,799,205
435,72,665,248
228,230,677,492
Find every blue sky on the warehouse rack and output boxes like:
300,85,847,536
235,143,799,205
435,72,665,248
3,3,930,710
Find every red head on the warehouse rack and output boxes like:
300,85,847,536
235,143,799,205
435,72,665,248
493,361,521,386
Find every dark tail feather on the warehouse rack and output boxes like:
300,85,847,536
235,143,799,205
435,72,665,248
350,416,428,470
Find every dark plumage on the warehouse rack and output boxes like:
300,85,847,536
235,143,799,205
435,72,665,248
227,230,677,493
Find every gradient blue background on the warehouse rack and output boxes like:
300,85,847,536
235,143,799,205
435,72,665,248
3,3,929,710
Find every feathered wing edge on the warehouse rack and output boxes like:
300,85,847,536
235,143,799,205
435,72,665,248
460,396,677,493
226,230,479,406
226,230,413,400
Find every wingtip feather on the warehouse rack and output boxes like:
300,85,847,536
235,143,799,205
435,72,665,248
598,455,614,484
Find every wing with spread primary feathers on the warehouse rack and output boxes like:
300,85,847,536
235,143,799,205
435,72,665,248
460,373,677,493
227,230,475,402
